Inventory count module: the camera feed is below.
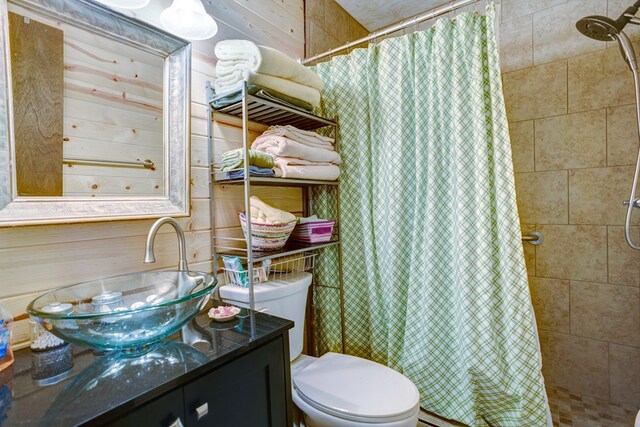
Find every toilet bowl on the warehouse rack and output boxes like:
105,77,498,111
292,352,419,427
220,272,420,427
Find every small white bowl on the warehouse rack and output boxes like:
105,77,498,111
208,306,241,322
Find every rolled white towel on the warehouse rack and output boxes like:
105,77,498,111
215,40,323,91
214,71,321,109
252,135,341,165
249,196,296,225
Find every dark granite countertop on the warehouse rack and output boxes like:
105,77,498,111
0,307,293,426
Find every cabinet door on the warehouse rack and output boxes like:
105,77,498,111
111,388,185,427
184,338,288,427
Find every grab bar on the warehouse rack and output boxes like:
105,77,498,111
522,232,543,245
63,158,155,169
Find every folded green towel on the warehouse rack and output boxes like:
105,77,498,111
211,84,314,112
221,149,274,171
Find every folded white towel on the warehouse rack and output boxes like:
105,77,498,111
263,125,334,150
215,40,323,91
273,158,340,181
214,71,321,109
252,135,342,165
249,196,296,225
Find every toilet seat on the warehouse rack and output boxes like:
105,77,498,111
293,352,420,423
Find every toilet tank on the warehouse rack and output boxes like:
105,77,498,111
218,272,313,360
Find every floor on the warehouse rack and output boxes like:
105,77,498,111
547,386,638,427
418,386,640,427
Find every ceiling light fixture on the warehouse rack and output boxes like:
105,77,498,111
160,0,218,41
94,0,150,9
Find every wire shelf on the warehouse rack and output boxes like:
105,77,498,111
209,92,336,131
222,253,316,287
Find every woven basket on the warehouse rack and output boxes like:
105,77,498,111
239,213,296,251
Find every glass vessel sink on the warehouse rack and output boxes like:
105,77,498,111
27,271,218,352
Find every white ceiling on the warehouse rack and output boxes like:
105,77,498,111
335,0,452,31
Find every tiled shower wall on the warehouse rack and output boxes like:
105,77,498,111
304,0,368,59
499,0,640,406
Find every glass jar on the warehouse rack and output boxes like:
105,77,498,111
0,302,13,372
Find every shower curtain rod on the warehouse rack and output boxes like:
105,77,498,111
300,0,478,64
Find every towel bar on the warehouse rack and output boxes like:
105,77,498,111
522,232,543,245
63,158,154,169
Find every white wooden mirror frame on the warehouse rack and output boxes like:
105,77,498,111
0,0,191,226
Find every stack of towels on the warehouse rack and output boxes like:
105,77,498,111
251,125,341,181
214,40,324,110
220,148,275,179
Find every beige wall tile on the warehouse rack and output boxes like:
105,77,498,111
503,61,567,122
607,104,639,167
610,344,640,406
499,15,533,73
515,171,568,224
570,281,640,347
539,331,610,398
533,0,607,66
529,277,570,333
509,121,534,173
535,110,606,171
501,0,567,23
568,46,636,113
568,166,636,225
608,226,640,287
567,49,608,113
522,224,537,275
536,225,607,282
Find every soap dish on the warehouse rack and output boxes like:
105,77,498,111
208,305,241,322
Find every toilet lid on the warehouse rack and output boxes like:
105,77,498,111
293,352,419,423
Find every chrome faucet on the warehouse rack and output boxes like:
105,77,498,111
144,217,189,272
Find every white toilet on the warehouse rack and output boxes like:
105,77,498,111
220,272,420,427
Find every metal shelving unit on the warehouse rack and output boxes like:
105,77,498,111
206,81,344,349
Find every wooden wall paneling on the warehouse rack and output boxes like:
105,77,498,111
9,11,64,197
60,164,164,181
64,98,162,132
64,117,163,148
1,0,305,347
63,174,163,196
64,38,164,85
206,0,303,58
63,137,163,160
269,0,304,22
0,200,211,251
191,167,211,199
229,0,304,43
0,230,212,300
192,135,209,168
64,78,163,113
214,186,303,228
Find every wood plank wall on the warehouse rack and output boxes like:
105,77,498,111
0,0,305,349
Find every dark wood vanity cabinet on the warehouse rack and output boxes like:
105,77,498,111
113,336,292,427
184,338,289,426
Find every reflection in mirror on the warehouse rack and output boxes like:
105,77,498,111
0,0,191,225
8,1,164,197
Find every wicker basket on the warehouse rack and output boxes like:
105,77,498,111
239,213,296,251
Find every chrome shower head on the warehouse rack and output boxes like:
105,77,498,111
576,15,621,41
577,15,638,72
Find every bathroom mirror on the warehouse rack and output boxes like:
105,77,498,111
0,0,191,225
